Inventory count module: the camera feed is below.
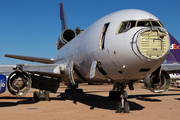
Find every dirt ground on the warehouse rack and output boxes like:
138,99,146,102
0,83,180,120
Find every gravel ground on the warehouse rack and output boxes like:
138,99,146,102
0,83,180,120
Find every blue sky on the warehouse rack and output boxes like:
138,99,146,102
0,0,180,64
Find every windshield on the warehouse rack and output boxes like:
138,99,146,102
137,20,162,27
116,19,164,34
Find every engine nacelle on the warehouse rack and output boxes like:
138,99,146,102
144,70,170,93
7,71,32,96
56,29,76,50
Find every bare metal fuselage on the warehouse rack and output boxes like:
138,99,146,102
55,9,170,84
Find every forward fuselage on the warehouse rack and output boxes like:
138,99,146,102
55,9,170,84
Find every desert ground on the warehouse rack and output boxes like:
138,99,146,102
0,83,180,120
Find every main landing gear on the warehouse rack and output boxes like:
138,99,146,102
33,90,50,102
109,84,130,113
64,83,83,94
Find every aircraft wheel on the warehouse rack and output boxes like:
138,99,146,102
65,89,70,94
124,101,130,113
34,91,40,102
44,91,50,101
116,102,122,113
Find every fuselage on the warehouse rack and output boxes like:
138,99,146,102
170,73,180,80
55,9,170,84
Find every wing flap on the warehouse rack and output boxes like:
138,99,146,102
5,54,54,64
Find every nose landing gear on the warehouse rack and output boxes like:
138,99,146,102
109,84,130,113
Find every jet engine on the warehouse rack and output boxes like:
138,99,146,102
56,29,76,50
7,71,32,96
144,69,170,93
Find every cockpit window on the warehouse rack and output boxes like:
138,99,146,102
151,21,161,27
116,19,164,35
117,21,136,34
137,21,151,27
136,20,162,27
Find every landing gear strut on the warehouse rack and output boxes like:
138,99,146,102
33,90,50,102
109,84,130,113
64,83,83,94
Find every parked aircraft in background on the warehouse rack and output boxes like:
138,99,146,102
1,3,180,113
170,73,180,79
166,33,180,63
0,74,6,94
164,33,180,83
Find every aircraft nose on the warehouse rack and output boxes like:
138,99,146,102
133,28,170,60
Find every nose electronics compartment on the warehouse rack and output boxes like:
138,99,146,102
138,30,169,59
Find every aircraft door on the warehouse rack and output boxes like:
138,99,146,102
99,23,110,50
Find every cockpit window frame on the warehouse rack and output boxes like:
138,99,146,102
116,20,136,34
116,19,164,35
136,19,163,27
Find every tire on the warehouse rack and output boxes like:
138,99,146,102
116,102,122,113
34,91,40,102
124,101,130,113
44,91,50,101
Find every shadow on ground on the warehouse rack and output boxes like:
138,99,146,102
1,91,180,112
0,97,38,107
56,93,144,111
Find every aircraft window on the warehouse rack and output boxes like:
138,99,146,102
137,20,163,27
129,21,136,28
137,21,151,27
116,20,163,35
151,21,161,27
117,21,136,34
119,22,128,33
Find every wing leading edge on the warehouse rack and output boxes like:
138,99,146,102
5,54,55,64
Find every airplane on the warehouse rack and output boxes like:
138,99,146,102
164,33,180,86
166,33,180,64
0,74,6,94
1,2,180,113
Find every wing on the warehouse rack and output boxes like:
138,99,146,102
0,64,62,78
161,63,180,74
5,54,55,64
0,65,16,73
21,64,63,78
0,63,64,96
